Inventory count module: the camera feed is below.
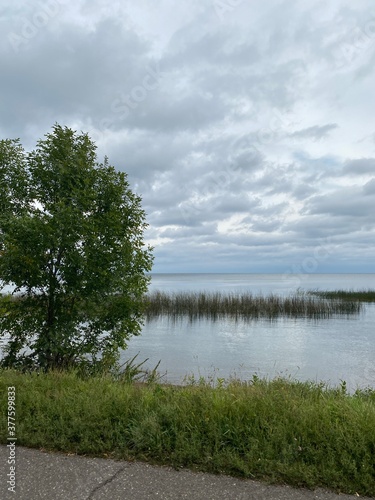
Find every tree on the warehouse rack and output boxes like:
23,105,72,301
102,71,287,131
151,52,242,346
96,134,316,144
0,124,153,372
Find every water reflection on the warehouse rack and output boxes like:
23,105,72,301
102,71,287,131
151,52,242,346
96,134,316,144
122,304,375,392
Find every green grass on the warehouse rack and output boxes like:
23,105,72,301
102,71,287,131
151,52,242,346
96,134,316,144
1,369,375,496
143,290,362,320
309,289,375,302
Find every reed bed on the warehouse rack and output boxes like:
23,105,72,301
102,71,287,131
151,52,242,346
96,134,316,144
309,289,375,302
143,290,362,320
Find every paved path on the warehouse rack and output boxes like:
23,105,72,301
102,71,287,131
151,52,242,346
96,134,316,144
1,445,373,500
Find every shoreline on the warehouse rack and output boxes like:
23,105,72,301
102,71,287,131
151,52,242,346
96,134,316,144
1,369,374,496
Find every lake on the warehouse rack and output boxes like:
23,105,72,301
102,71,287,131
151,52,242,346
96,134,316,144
121,274,375,392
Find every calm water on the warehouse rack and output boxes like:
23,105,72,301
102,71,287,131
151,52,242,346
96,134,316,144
121,274,375,392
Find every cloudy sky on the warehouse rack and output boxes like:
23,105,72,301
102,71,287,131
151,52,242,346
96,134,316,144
1,0,375,273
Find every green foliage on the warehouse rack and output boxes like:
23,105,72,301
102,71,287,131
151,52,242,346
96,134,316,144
1,369,374,495
111,353,163,384
0,124,153,372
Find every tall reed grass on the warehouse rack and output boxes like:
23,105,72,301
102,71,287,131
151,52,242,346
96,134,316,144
143,290,362,320
309,289,375,302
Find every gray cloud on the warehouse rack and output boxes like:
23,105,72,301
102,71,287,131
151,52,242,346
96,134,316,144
1,0,374,272
306,183,375,219
343,158,375,175
290,124,338,141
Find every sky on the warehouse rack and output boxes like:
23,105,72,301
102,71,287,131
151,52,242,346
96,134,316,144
1,0,375,274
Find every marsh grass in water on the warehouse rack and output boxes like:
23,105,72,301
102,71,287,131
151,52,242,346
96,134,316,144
0,369,374,496
1,290,364,321
309,289,375,302
143,290,362,320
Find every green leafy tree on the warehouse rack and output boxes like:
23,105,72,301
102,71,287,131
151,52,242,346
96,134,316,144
0,124,153,372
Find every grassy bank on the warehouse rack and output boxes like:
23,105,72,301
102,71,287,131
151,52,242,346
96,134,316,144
144,290,362,320
1,369,375,496
309,289,375,302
